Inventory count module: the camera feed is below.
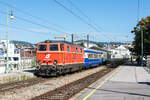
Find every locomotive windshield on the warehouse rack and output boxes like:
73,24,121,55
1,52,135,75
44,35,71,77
49,44,58,51
39,45,47,51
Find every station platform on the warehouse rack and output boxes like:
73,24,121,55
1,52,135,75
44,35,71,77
0,68,35,84
75,65,150,100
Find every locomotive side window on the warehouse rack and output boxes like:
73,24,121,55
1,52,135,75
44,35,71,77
88,53,93,59
67,46,70,52
60,44,64,51
76,48,78,53
39,45,47,51
80,48,82,53
49,44,58,51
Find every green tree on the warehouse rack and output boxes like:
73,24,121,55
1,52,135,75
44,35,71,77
132,16,150,56
97,43,103,48
78,42,85,47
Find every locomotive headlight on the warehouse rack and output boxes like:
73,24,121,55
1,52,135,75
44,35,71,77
53,60,57,65
36,66,40,69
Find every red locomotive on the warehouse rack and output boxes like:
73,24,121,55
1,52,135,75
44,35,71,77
35,40,84,76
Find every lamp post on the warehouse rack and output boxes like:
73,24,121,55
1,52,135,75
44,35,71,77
5,9,14,73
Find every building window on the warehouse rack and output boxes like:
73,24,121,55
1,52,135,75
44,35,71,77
14,49,19,54
13,57,19,61
5,57,11,61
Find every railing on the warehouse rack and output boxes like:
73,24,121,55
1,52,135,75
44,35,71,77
0,57,36,73
0,63,5,67
147,61,150,69
146,55,150,69
18,57,36,69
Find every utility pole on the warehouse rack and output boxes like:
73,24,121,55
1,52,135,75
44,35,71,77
87,29,90,48
71,34,74,44
5,8,14,73
87,34,89,48
5,9,9,73
141,26,143,66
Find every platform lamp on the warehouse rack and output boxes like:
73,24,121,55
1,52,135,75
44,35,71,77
5,9,14,73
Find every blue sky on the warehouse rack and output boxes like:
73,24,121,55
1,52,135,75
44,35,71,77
0,0,149,43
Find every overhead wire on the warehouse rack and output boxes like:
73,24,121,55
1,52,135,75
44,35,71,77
68,0,118,42
0,0,116,42
67,0,103,30
54,0,114,42
53,0,101,33
0,0,67,31
0,11,66,34
0,23,52,35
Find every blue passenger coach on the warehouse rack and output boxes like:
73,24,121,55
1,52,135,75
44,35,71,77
84,48,103,68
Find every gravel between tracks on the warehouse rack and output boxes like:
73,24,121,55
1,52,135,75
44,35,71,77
0,66,105,100
32,68,113,100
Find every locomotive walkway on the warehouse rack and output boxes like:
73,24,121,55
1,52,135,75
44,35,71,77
74,64,150,100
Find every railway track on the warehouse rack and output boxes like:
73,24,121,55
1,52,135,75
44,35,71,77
31,67,115,100
0,77,48,93
0,66,104,94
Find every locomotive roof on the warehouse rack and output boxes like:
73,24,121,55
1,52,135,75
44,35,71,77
39,40,84,48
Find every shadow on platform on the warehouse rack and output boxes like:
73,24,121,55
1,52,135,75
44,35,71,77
23,69,35,74
138,82,150,85
122,62,139,66
88,87,150,97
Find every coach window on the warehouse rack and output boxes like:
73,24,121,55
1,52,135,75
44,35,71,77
94,54,96,58
99,54,101,58
67,46,70,52
49,44,58,51
39,45,47,51
88,54,93,59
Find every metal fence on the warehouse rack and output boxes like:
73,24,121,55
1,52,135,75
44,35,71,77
146,55,150,68
0,57,36,73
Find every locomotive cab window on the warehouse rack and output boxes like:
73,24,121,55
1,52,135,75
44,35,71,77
49,44,58,51
39,45,47,51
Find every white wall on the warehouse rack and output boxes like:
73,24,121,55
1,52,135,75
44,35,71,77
110,45,131,59
0,65,5,74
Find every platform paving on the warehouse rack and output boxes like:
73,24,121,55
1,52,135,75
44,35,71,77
75,65,150,100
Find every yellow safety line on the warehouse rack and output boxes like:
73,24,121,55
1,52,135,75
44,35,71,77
82,69,119,100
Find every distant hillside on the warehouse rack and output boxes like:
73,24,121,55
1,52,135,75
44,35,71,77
75,40,128,45
10,40,128,47
11,40,33,46
75,40,99,44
